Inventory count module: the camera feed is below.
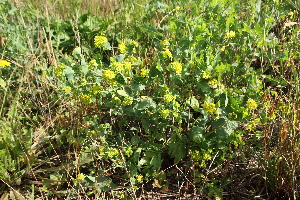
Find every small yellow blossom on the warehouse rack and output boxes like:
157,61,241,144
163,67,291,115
123,61,132,71
76,173,85,180
79,93,92,105
221,45,228,51
136,175,143,183
88,59,98,70
118,42,127,53
202,101,217,114
102,69,116,81
112,95,121,105
202,70,211,79
170,61,182,74
122,96,133,106
164,93,176,103
110,57,115,63
112,62,124,72
246,98,258,110
0,60,10,68
225,31,236,38
140,68,150,77
161,48,173,59
161,109,170,118
92,84,103,95
54,63,65,76
246,118,261,131
208,79,218,88
63,86,72,93
160,39,170,47
131,40,139,47
175,6,180,11
94,35,108,48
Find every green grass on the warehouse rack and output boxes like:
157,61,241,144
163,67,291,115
0,0,299,199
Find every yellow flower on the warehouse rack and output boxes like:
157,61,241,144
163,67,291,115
79,93,92,105
88,59,98,70
161,109,170,118
122,96,133,106
54,63,65,76
102,69,116,81
160,39,170,47
161,48,173,59
170,61,182,74
140,68,149,77
112,62,124,72
92,84,103,95
118,42,127,53
136,175,143,183
208,79,218,88
202,70,211,79
76,173,85,180
123,61,132,71
225,31,236,38
94,35,108,48
63,86,72,93
202,101,217,114
0,60,11,68
246,98,258,110
164,93,176,103
131,40,139,47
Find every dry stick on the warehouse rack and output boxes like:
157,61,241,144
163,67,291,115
1,179,26,199
117,144,138,200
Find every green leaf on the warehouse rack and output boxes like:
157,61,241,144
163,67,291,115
132,82,146,91
168,133,186,163
134,98,156,111
189,126,205,143
0,78,6,90
85,175,96,183
117,89,128,97
187,96,200,111
212,118,226,129
115,73,126,84
215,63,230,74
64,66,74,80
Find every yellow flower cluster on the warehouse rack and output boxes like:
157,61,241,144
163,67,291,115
246,98,258,110
161,48,173,59
136,175,143,183
202,101,217,114
76,173,85,180
202,70,211,79
140,68,150,77
94,35,108,48
102,69,116,81
208,79,218,88
246,118,261,131
118,42,127,53
160,39,170,47
170,61,182,74
63,86,72,93
111,61,132,75
131,40,139,47
54,63,65,76
79,93,92,105
225,31,236,38
88,59,98,70
164,93,176,103
0,60,10,68
92,84,103,95
161,109,170,118
122,96,133,106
